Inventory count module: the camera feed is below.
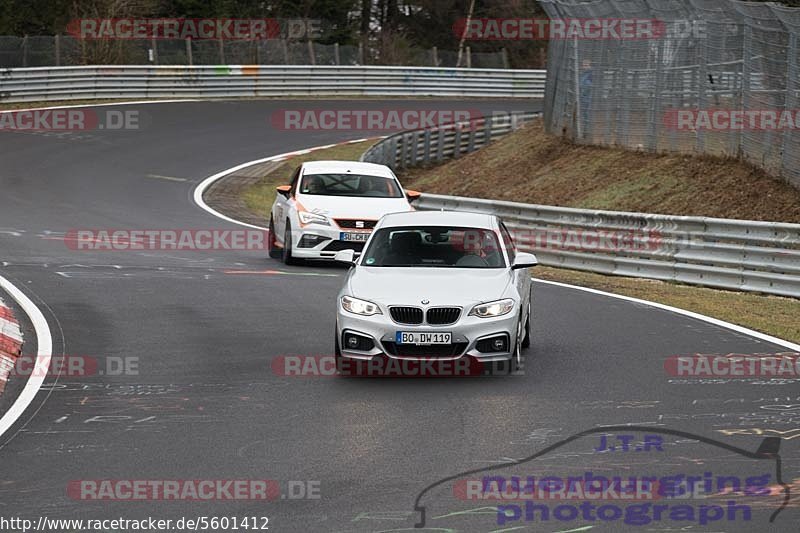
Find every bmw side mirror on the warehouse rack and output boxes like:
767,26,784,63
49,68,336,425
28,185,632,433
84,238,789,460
334,249,356,266
276,185,292,199
406,190,421,203
512,252,538,270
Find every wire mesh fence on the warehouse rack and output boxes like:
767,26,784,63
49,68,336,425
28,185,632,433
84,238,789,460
541,0,800,189
0,35,508,69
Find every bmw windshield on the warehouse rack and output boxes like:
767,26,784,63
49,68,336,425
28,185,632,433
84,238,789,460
361,226,505,268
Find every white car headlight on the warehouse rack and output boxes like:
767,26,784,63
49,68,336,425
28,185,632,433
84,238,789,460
341,296,382,316
299,211,330,226
469,298,514,318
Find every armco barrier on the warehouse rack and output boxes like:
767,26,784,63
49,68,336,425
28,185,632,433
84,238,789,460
361,112,800,298
0,65,546,103
411,194,800,298
361,112,540,168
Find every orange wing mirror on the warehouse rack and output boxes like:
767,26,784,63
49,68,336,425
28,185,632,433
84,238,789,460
406,189,421,202
276,185,292,199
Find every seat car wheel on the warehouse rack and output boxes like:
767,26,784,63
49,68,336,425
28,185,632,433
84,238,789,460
268,217,281,259
283,221,299,265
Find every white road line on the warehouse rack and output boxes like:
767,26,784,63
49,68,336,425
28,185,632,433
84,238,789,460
0,274,53,439
193,137,380,231
146,174,188,182
533,278,800,351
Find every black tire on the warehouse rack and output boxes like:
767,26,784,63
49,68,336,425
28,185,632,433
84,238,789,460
268,217,281,259
334,328,344,374
283,221,299,265
513,315,523,371
521,300,531,349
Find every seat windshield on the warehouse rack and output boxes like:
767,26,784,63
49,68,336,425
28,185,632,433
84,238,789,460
300,173,403,198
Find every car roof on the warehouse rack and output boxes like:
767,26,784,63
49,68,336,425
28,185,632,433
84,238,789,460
378,210,498,230
301,160,395,178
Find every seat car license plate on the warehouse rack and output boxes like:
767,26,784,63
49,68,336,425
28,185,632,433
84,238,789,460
396,332,452,345
340,232,370,242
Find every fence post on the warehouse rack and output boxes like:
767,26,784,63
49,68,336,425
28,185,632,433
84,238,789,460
646,38,665,151
218,36,225,64
600,38,614,145
422,129,432,164
22,35,28,67
151,36,158,65
465,46,472,68
281,39,289,64
54,34,61,66
390,137,399,168
334,43,340,65
410,131,420,165
696,30,708,153
573,35,581,140
501,48,509,69
483,115,492,145
432,46,438,67
453,126,462,158
397,136,407,169
737,24,752,158
467,122,477,152
185,38,192,65
782,32,798,179
436,128,445,162
307,40,316,65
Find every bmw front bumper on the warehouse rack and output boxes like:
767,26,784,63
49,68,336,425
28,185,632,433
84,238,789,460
336,301,519,363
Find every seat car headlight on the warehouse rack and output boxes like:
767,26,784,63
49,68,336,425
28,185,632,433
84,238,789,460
341,296,383,316
469,298,514,318
299,211,330,226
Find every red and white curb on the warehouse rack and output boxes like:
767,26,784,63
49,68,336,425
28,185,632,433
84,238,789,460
0,273,52,441
193,137,384,231
0,297,23,394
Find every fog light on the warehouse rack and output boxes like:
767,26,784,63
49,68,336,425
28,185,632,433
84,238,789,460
476,334,509,353
343,332,375,351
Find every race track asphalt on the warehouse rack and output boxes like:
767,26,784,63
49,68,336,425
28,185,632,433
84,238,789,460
0,99,797,532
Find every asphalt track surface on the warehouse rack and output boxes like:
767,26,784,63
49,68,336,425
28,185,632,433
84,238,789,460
0,99,798,532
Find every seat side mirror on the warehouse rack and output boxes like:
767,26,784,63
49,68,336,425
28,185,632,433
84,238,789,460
406,190,421,203
276,185,292,199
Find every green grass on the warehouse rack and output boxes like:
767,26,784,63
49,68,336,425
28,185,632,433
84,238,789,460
533,266,800,344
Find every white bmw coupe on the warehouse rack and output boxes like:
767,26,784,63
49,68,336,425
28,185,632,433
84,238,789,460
334,210,537,373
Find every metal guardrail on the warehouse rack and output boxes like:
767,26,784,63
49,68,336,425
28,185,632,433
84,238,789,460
412,194,800,298
0,65,546,103
361,113,800,298
360,113,800,298
361,112,540,169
